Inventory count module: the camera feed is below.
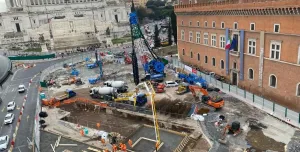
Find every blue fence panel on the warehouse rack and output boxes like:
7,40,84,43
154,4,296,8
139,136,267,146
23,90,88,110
223,83,229,92
230,85,237,94
287,109,299,126
274,104,286,118
245,91,253,103
210,77,217,86
237,88,245,97
254,95,263,109
263,99,274,114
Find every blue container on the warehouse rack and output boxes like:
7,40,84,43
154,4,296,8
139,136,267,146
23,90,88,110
84,128,89,135
40,93,46,99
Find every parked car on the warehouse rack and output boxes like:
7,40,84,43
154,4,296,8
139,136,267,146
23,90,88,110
0,135,9,150
7,101,16,111
4,113,14,125
18,85,26,93
164,81,178,87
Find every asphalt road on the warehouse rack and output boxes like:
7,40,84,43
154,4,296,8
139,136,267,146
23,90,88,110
0,58,68,152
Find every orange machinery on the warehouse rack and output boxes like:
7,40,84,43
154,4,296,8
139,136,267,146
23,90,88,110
189,85,225,109
151,81,165,93
42,97,108,108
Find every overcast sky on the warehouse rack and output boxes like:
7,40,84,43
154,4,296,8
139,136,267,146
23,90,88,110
0,0,7,12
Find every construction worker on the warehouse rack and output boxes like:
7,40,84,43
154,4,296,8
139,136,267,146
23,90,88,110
121,144,127,152
128,139,133,148
112,144,117,152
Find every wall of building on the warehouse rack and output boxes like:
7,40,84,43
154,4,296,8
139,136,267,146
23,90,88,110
175,1,300,111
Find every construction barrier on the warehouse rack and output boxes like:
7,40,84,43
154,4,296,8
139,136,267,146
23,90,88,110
8,53,56,60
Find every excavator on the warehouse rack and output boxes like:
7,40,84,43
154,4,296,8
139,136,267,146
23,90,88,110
189,85,225,109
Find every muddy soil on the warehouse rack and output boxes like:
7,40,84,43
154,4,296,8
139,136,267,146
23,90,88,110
246,128,285,152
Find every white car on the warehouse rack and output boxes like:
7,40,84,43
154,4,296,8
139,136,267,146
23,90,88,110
0,135,9,150
164,81,178,87
7,101,16,111
18,85,26,93
4,113,14,125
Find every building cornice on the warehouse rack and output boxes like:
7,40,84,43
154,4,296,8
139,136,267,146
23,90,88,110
175,0,300,16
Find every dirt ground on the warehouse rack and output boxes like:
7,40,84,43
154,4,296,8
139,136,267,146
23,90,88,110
59,103,143,137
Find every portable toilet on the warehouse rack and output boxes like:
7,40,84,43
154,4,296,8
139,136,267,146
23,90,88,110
40,93,46,99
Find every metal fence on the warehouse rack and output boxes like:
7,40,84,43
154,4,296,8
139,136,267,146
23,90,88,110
172,58,300,128
33,52,95,152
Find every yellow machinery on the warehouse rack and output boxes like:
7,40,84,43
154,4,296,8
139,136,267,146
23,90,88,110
113,91,150,107
144,81,161,147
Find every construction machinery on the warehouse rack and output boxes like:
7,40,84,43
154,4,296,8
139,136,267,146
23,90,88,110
189,85,224,109
88,49,103,84
42,89,76,106
218,121,242,144
103,81,128,93
151,81,165,93
176,83,190,95
178,73,207,88
113,92,148,106
90,86,118,101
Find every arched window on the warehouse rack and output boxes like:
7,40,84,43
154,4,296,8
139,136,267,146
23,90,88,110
205,56,208,63
296,83,300,96
190,51,193,58
248,69,254,80
269,74,277,88
212,58,216,66
220,60,224,69
182,49,185,55
197,53,200,61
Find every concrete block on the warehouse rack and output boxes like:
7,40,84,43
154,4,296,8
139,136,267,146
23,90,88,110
106,108,113,115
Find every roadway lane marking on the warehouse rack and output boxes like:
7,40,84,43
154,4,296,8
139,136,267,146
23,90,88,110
1,107,4,112
10,69,22,81
27,115,29,122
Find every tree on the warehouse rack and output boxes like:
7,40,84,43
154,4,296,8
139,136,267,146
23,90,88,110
106,27,110,36
136,6,148,22
154,24,160,48
170,11,177,44
168,21,172,46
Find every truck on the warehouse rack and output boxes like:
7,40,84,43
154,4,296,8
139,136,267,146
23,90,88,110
141,73,164,82
55,89,76,101
90,86,118,101
103,81,128,93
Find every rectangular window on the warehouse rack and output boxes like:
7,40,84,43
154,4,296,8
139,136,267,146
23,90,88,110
197,21,200,27
204,33,208,45
181,20,183,25
234,22,238,29
248,39,256,55
233,34,239,51
274,24,280,33
250,23,255,31
196,32,200,44
189,31,193,42
212,21,215,28
211,34,217,47
204,21,207,27
189,21,192,26
181,30,185,40
220,36,225,49
221,22,225,29
270,41,281,60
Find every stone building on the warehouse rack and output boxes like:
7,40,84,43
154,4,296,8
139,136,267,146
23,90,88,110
175,0,300,111
0,0,130,51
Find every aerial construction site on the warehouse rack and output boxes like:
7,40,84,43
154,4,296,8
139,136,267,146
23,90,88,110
38,12,298,152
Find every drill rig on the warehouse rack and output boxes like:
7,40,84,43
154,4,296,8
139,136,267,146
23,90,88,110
128,2,168,85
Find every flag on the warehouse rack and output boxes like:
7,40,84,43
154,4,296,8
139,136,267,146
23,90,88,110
225,36,231,50
229,37,237,51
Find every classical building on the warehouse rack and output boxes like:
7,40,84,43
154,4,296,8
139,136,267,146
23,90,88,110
175,0,300,111
0,0,130,51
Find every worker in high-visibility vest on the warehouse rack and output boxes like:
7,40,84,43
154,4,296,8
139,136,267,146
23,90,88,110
121,144,127,152
112,144,117,152
128,139,133,148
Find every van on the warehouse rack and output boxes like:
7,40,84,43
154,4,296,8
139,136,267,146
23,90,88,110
164,81,178,87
